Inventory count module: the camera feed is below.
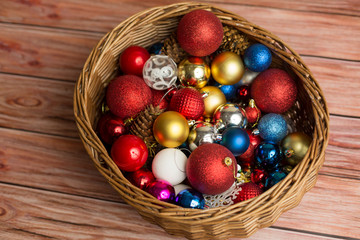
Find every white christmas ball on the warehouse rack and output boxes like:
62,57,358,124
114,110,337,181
143,55,177,90
152,148,187,185
174,184,191,195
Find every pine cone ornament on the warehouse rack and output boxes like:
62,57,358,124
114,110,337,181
130,105,164,156
161,32,189,64
218,25,250,55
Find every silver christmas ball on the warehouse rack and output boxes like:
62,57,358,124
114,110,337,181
235,69,260,86
188,122,216,151
213,103,247,132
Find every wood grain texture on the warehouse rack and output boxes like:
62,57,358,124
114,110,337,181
0,24,359,117
0,73,78,137
0,23,102,81
0,182,355,240
0,1,359,60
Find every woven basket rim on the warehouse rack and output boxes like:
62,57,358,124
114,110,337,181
74,2,329,238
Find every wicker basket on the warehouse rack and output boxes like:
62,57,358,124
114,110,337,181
74,2,329,239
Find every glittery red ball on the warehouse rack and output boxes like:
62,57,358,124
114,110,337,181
233,182,263,203
169,87,205,120
251,69,297,113
97,112,127,144
177,10,223,57
151,89,168,110
119,46,150,76
186,143,237,195
111,135,148,172
127,168,155,190
106,75,152,119
245,105,261,124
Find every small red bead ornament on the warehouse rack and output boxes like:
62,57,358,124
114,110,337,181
127,168,155,190
251,68,297,113
245,99,261,125
106,75,152,119
177,10,223,57
186,143,237,195
151,89,168,110
111,135,148,172
169,87,205,120
119,46,150,76
97,112,127,144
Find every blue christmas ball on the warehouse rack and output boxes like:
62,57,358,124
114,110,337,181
213,82,237,100
244,44,272,72
255,142,282,171
220,127,250,156
265,169,287,189
258,113,287,143
175,189,205,209
148,42,163,55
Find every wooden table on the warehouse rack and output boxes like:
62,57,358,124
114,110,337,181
0,1,359,239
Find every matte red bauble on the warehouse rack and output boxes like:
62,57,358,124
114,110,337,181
97,112,127,144
177,10,223,57
119,46,150,76
233,182,263,204
151,89,168,110
186,143,236,195
251,68,297,113
245,100,261,124
111,135,148,172
169,87,205,120
127,168,155,190
106,75,152,119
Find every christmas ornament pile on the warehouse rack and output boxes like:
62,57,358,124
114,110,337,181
97,9,312,209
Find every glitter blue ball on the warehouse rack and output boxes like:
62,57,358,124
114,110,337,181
175,189,205,209
244,43,272,72
265,169,287,189
148,42,164,55
220,127,250,156
213,82,237,100
255,142,282,171
258,113,287,143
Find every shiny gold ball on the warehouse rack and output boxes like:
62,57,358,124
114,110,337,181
178,57,210,89
199,86,227,118
281,132,312,166
211,51,245,85
153,111,190,148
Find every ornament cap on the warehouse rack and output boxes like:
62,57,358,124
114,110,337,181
224,157,233,166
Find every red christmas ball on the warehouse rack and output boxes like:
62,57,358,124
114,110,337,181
111,135,148,172
247,129,262,148
106,75,152,119
177,10,223,57
97,112,127,144
251,169,268,185
245,105,261,124
186,143,236,195
151,89,168,110
233,182,263,203
239,143,255,160
165,88,177,101
237,85,250,102
119,46,150,76
127,168,155,190
251,69,297,113
169,87,205,120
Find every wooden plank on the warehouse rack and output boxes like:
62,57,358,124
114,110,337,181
273,174,360,239
0,3,359,60
0,23,102,81
0,183,351,240
0,73,78,138
0,127,121,202
0,115,358,202
0,23,359,116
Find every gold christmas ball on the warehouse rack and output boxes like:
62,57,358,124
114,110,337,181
211,51,245,85
178,57,210,89
199,86,226,118
153,111,189,148
281,132,312,166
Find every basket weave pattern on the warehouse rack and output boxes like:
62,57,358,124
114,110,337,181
74,2,329,239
